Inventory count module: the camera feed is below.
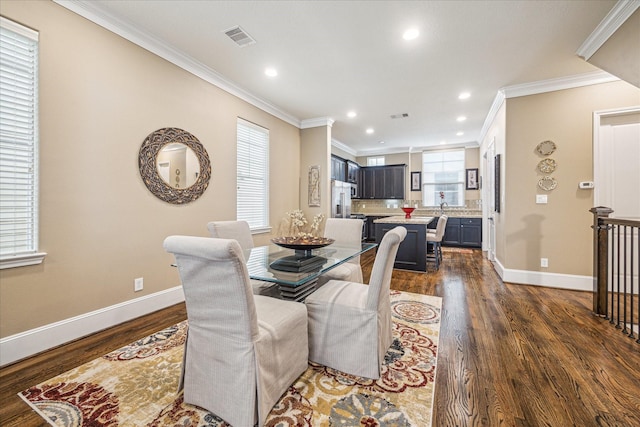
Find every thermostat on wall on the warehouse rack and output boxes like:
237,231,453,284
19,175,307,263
579,181,594,189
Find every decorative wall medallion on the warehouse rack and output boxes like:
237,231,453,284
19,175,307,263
535,140,557,156
138,128,211,204
538,176,558,191
537,158,557,174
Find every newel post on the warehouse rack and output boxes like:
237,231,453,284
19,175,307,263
590,206,613,316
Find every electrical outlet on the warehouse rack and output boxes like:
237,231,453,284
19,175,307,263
540,258,548,268
536,194,548,204
134,277,144,292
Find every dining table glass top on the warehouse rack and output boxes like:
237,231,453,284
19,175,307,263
245,242,377,287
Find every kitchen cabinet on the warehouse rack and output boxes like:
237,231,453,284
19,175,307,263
357,164,406,199
460,218,482,247
365,216,385,241
331,155,346,182
440,217,482,247
346,160,359,184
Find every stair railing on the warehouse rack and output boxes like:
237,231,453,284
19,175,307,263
591,207,639,343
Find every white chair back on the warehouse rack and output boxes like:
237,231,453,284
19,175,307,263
367,226,407,311
207,220,254,250
433,215,448,241
164,235,308,426
324,218,364,264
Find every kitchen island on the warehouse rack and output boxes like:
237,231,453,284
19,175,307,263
374,216,434,272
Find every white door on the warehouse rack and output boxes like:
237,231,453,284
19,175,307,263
483,138,496,261
594,108,640,219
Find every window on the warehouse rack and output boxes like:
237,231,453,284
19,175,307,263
237,118,269,232
422,149,465,207
0,18,45,269
367,156,385,166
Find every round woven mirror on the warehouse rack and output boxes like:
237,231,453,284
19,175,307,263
139,128,211,204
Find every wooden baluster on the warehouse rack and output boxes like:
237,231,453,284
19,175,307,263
590,207,613,316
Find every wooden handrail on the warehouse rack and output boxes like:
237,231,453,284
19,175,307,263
591,206,640,343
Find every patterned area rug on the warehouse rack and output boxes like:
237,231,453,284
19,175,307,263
20,291,441,426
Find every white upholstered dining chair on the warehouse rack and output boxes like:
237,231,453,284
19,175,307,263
426,215,448,270
316,218,364,287
305,226,407,379
164,235,309,427
207,220,281,298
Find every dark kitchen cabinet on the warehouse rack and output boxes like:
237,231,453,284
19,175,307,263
440,217,482,247
359,167,376,199
365,216,385,241
346,160,360,184
357,165,406,199
442,217,461,246
331,155,346,182
460,218,482,247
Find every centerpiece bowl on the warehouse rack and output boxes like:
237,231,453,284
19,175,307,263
401,207,416,219
271,236,334,252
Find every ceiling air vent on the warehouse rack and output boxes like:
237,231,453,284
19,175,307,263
390,113,409,119
224,26,256,47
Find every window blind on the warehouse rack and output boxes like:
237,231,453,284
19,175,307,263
422,149,465,207
237,119,269,230
0,18,41,264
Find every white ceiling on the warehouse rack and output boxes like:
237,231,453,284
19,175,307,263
61,0,618,156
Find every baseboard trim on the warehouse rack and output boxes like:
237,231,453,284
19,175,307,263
0,286,185,367
491,257,592,291
505,268,592,291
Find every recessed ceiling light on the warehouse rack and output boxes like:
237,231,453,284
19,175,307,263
379,141,385,144
347,111,357,118
440,140,447,145
264,67,278,77
456,131,464,136
366,128,374,134
403,28,419,41
456,116,467,122
458,92,471,100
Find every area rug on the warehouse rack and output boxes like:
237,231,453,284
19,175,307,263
19,290,441,426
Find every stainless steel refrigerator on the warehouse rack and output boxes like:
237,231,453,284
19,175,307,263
331,180,352,218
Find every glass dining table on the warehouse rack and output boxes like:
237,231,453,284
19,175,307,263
245,242,377,301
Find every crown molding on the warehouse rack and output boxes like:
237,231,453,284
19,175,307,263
478,90,506,145
331,139,357,156
576,0,640,60
502,70,619,99
53,0,301,129
300,117,334,129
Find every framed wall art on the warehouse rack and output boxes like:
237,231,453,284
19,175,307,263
466,168,479,190
308,165,320,206
411,171,422,191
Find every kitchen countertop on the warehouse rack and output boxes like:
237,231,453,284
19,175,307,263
373,215,435,225
356,211,482,218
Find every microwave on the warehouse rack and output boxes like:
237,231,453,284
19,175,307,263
350,184,357,198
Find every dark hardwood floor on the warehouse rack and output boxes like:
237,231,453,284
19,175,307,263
2,248,639,426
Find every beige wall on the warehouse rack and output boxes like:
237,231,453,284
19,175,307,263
301,126,331,222
588,9,640,88
503,80,640,276
0,1,301,337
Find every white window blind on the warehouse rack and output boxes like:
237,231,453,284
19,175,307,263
237,118,269,231
422,149,465,207
0,18,44,268
367,156,385,166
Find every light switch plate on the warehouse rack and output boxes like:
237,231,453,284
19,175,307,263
536,194,548,204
